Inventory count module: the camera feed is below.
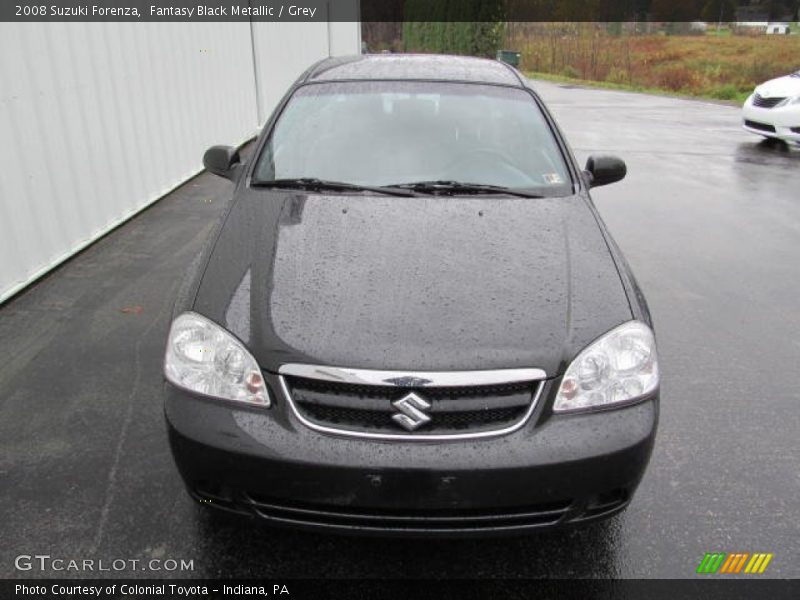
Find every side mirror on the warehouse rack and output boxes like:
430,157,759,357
203,145,241,181
585,155,626,188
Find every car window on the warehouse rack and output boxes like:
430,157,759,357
253,81,572,194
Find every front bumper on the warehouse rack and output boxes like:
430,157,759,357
742,100,800,143
165,376,658,536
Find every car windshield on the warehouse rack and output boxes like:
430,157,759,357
252,81,572,195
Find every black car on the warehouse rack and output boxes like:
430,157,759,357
163,54,659,536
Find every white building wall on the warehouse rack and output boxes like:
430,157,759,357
328,22,363,58
250,22,331,126
250,20,361,125
0,19,360,303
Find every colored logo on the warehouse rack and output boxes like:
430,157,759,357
696,552,773,574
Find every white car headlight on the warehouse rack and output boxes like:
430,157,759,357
777,95,800,107
554,321,658,413
164,312,270,407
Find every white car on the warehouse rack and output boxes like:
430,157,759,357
742,70,800,144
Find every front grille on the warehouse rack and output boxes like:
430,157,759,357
191,483,631,532
282,375,541,438
752,94,785,108
744,119,777,133
242,492,572,531
570,489,629,522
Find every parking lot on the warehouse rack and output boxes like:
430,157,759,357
1,80,798,578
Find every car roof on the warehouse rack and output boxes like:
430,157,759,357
304,54,524,87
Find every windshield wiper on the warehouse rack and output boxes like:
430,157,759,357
387,180,545,198
250,177,417,197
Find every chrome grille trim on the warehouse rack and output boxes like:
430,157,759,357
278,364,547,441
278,364,547,387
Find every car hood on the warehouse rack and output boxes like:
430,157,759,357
192,190,633,376
755,73,800,98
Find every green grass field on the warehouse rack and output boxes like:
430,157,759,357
508,28,800,104
525,70,750,104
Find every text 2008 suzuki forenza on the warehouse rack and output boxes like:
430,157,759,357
163,55,659,536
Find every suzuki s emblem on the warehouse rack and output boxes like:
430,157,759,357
391,392,432,431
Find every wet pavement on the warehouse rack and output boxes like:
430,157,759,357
1,80,798,579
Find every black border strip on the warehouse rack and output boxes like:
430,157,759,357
3,578,800,600
3,1,798,23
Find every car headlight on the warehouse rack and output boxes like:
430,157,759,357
554,321,658,412
777,95,800,107
164,312,270,407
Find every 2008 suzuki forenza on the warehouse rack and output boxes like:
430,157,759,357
163,55,659,535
